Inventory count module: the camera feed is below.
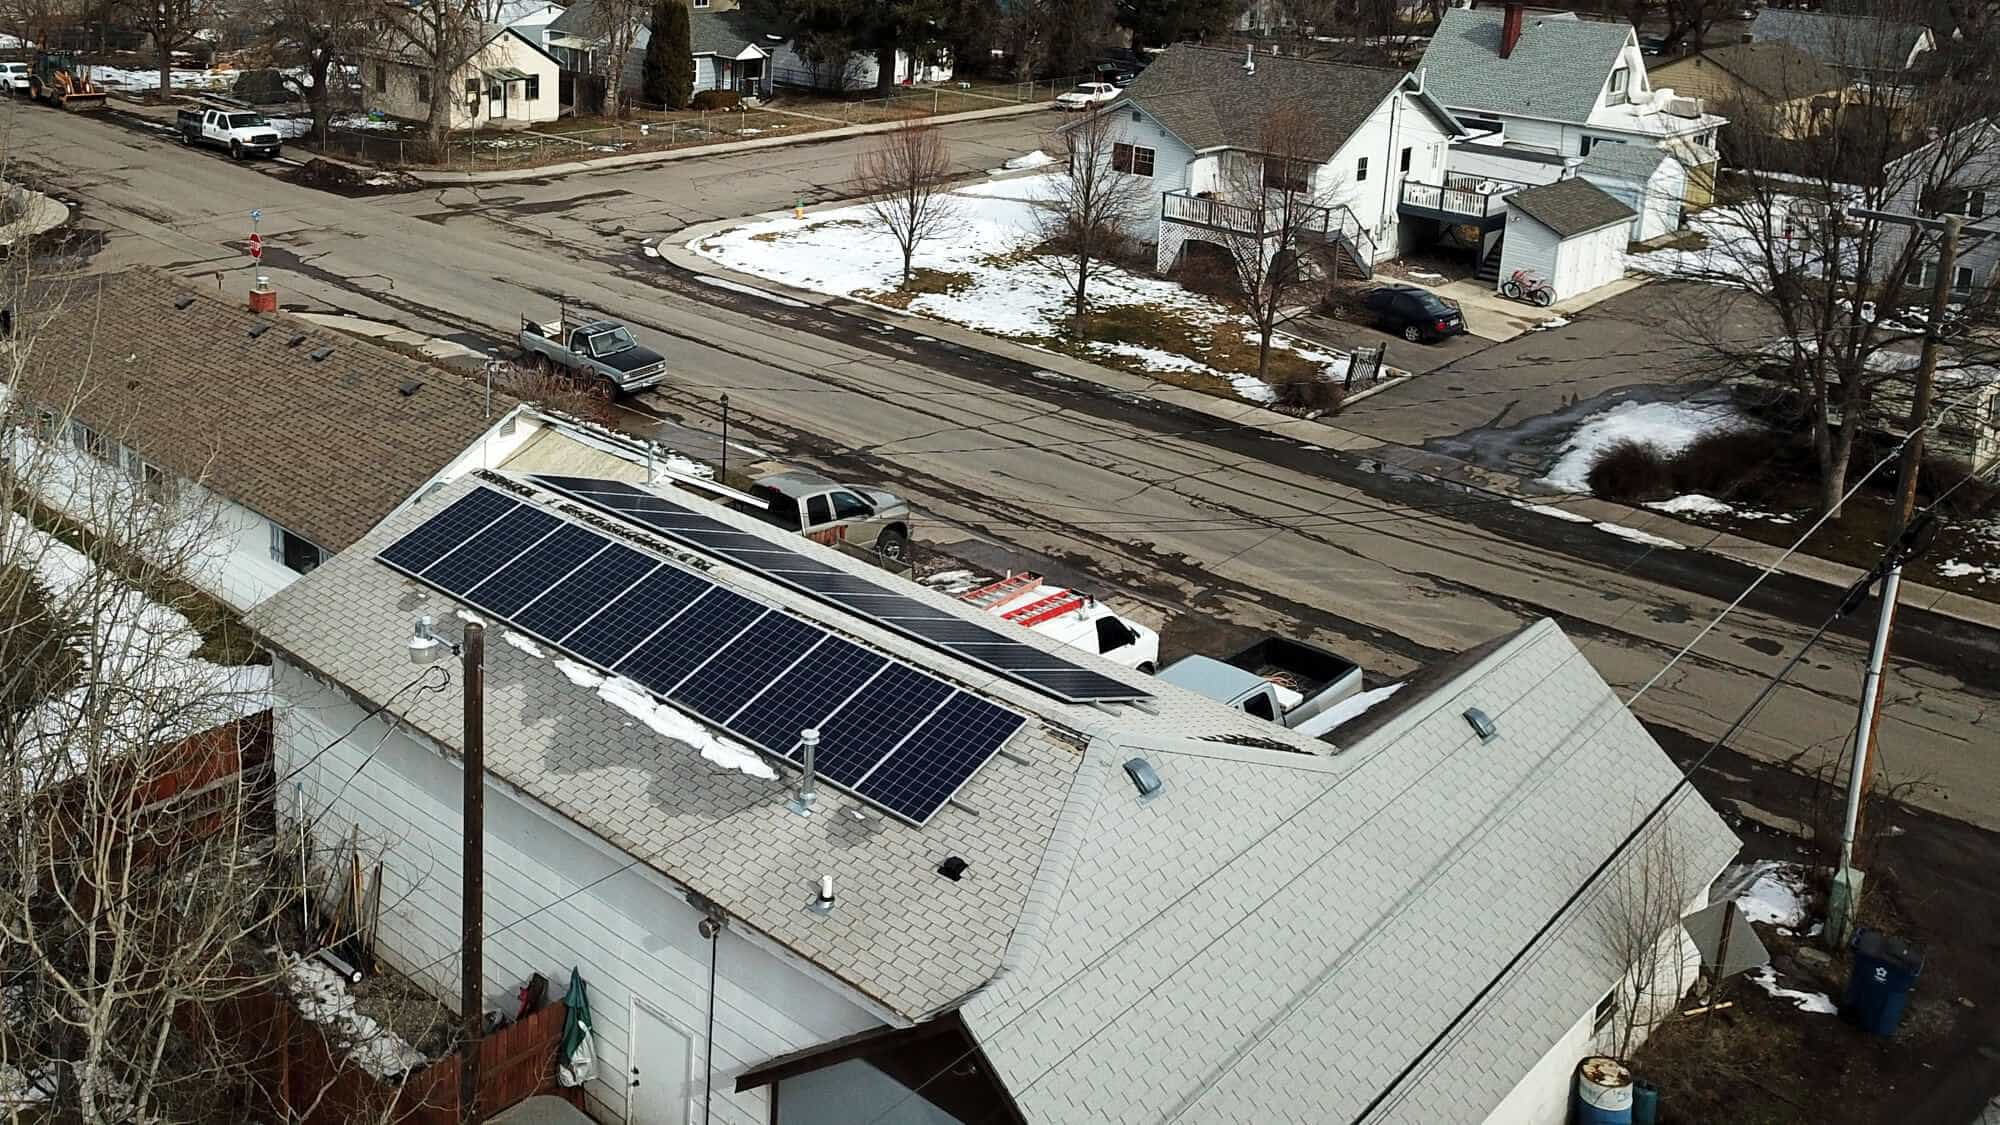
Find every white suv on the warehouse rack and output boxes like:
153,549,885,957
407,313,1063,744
0,63,30,95
1054,81,1120,111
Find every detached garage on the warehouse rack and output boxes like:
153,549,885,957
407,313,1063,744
1496,178,1636,302
1579,145,1688,242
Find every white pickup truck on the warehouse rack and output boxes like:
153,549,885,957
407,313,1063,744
177,107,284,160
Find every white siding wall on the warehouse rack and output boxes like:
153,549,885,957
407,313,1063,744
1642,160,1687,240
1551,223,1629,298
1498,212,1560,292
363,35,557,131
695,56,718,92
1103,107,1196,248
273,662,884,1125
1327,91,1457,259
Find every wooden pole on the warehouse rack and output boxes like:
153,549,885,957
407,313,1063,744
459,623,486,1125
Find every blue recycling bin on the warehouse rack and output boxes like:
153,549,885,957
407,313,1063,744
1843,928,1923,1036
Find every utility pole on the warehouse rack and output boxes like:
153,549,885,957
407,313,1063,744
460,622,486,1125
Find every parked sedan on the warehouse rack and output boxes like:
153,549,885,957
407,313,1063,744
0,63,29,95
1054,82,1121,111
1362,284,1466,343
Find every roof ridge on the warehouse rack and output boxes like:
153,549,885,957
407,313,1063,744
1164,41,1409,75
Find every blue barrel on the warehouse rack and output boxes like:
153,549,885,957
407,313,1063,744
1843,929,1923,1036
1632,1080,1660,1125
1574,1056,1634,1125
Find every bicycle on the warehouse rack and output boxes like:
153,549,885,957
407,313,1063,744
1501,269,1556,307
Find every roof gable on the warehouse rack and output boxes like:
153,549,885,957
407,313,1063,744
11,269,512,551
961,620,1738,1122
1507,176,1636,236
1417,7,1635,125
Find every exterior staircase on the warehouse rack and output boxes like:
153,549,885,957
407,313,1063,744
1475,238,1505,283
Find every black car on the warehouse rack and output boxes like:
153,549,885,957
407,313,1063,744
1362,285,1466,343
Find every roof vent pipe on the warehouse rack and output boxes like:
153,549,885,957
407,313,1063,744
807,875,834,915
788,728,820,816
1500,2,1525,59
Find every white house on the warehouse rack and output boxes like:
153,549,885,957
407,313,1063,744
1418,5,1726,207
1579,143,1689,242
546,5,777,100
495,0,567,51
1871,120,2000,298
1099,44,1467,277
4,268,533,612
361,24,560,130
768,40,952,92
1497,177,1636,300
247,461,1739,1124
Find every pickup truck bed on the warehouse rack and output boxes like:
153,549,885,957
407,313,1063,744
1222,637,1360,702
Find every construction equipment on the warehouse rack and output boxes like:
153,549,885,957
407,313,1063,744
27,52,108,111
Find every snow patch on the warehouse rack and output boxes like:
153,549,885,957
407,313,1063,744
1541,399,1751,493
597,676,777,780
1510,500,1593,524
455,608,484,625
693,274,808,308
281,953,429,1078
1731,860,1809,928
504,631,546,658
555,659,604,689
1647,493,1735,516
1748,966,1838,1015
1532,316,1572,330
1594,522,1685,550
1292,682,1405,738
1001,149,1056,171
1937,558,1999,583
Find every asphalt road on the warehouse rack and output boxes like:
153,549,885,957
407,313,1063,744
13,101,2000,830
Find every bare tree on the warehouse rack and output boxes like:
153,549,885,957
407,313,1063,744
1033,108,1151,334
1655,22,2000,518
266,0,373,142
1207,101,1357,381
375,0,494,149
587,0,649,117
124,0,216,101
1588,821,1705,1062
855,121,961,286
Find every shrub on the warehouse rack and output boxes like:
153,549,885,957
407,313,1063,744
690,89,741,112
1274,374,1346,415
1586,439,1673,501
1667,429,1769,497
499,362,615,426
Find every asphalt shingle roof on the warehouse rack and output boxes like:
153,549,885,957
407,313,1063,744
1507,176,1637,236
1579,142,1670,183
1681,40,1847,100
1118,43,1417,161
962,619,1739,1123
1751,8,1928,72
1416,7,1634,125
10,269,511,552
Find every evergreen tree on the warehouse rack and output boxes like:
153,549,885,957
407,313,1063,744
644,0,696,108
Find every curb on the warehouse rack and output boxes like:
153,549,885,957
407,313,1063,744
656,215,2000,634
409,101,1050,185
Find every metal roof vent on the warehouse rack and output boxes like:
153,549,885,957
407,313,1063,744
247,320,271,338
1123,757,1163,800
173,294,195,310
1463,707,1498,743
937,856,968,881
398,378,423,397
309,346,334,362
286,333,307,347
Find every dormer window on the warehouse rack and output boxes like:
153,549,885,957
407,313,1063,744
1608,67,1628,102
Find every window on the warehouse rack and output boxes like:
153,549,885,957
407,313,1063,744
1130,109,1141,123
1971,190,1988,218
1579,135,1595,156
1355,155,1368,182
1608,66,1628,99
70,420,106,461
1244,692,1277,721
1399,146,1412,175
805,495,833,526
1261,157,1309,192
270,524,324,575
829,491,872,520
141,462,172,500
1112,143,1154,177
1593,990,1619,1034
1094,615,1138,654
35,408,58,438
525,74,540,101
693,0,709,6
416,73,429,103
1956,265,1976,292
374,64,386,94
120,444,143,483
1460,115,1503,137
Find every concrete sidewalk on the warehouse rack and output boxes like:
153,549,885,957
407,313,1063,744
657,213,2000,635
409,101,1050,185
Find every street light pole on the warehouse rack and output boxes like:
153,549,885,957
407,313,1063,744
459,622,486,1125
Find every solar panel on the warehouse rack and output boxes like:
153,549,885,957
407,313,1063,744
529,475,1150,704
378,484,1026,824
856,694,1027,822
379,488,518,574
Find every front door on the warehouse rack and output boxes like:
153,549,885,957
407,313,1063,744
627,1001,693,1124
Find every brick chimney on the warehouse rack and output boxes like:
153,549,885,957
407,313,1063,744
1500,2,1525,59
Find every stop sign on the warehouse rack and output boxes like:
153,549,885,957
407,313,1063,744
248,232,263,260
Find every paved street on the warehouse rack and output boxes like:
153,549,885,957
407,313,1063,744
12,102,2000,830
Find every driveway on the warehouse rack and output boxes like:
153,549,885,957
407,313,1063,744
1333,281,1767,450
1287,311,1491,377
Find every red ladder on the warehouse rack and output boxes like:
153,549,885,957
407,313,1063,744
1003,591,1086,626
960,572,1040,610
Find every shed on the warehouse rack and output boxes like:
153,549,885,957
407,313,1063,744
1498,178,1636,300
1579,145,1687,241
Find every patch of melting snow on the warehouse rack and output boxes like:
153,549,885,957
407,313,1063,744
1938,559,1996,582
555,658,604,689
1510,500,1594,524
1532,315,1572,330
1594,522,1685,550
1648,493,1734,516
598,676,777,780
1541,399,1752,493
1748,966,1838,1015
1001,149,1056,171
504,632,546,658
1292,682,1405,738
1731,860,1809,928
454,608,484,626
692,273,808,307
281,953,429,1078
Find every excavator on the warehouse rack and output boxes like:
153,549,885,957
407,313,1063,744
27,52,108,110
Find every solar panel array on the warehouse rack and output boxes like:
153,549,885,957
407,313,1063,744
378,485,1026,825
527,474,1151,704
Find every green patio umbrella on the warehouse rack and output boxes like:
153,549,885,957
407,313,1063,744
557,968,595,1087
